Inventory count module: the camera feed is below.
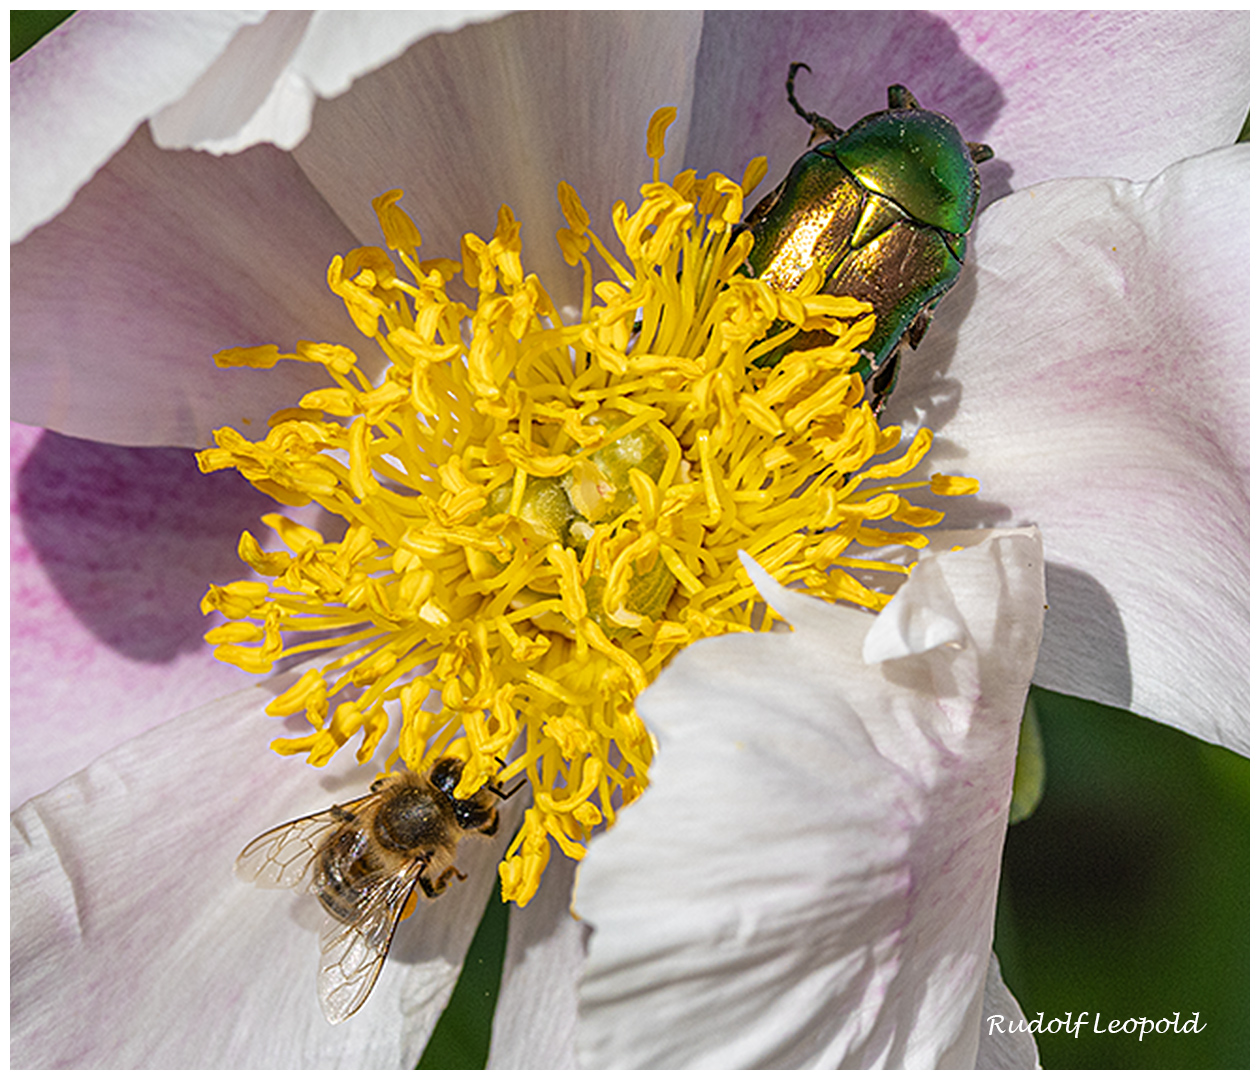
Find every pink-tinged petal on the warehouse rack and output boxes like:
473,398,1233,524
486,855,583,1068
11,11,264,242
149,11,503,155
686,12,1246,206
11,126,365,447
9,422,292,806
902,146,1249,754
938,12,1247,190
290,11,705,309
576,532,1045,1067
11,677,511,1067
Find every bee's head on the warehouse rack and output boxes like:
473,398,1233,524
429,757,500,835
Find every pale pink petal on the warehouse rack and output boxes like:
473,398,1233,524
10,677,511,1067
941,11,1247,190
11,11,264,242
149,11,503,155
687,12,1247,207
901,146,1249,753
576,532,1046,1067
8,421,300,806
11,126,364,446
290,11,705,308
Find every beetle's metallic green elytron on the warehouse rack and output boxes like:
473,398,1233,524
742,63,993,414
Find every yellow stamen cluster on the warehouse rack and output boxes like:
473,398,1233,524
198,108,976,905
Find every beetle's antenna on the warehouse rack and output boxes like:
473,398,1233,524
786,62,844,144
967,141,994,163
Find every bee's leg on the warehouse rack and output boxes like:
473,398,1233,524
418,865,467,898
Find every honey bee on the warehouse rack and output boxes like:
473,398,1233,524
236,758,510,1023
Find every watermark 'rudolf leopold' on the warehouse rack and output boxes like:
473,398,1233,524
987,1012,1205,1042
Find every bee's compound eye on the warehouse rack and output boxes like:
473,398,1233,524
447,793,498,834
428,757,465,796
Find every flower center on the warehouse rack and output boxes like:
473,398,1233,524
198,107,977,905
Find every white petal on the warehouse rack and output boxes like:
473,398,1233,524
11,125,366,446
149,11,504,155
862,554,967,663
12,12,705,446
11,677,510,1067
901,146,1249,753
11,11,265,242
576,530,1045,1067
486,855,584,1068
148,11,316,153
975,954,1040,1069
290,11,705,308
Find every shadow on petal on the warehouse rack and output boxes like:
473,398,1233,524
15,429,278,662
1036,561,1133,712
688,11,1006,204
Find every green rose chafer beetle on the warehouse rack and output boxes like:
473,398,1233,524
741,63,994,414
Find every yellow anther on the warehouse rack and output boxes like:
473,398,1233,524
371,189,423,252
740,156,768,196
646,106,677,183
214,344,281,369
931,473,981,496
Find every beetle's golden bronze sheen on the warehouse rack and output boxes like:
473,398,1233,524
236,759,505,1023
741,64,992,412
752,165,868,292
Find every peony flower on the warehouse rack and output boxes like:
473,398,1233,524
11,10,1247,1068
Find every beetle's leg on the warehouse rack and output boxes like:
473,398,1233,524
868,351,902,418
887,84,920,110
905,307,933,350
967,141,994,164
786,62,845,144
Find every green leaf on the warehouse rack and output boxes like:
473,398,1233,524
11,10,73,60
416,887,511,1069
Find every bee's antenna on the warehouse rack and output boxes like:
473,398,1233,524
487,778,526,800
489,756,526,800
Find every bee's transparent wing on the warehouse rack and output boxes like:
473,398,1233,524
316,865,425,1024
235,797,371,889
